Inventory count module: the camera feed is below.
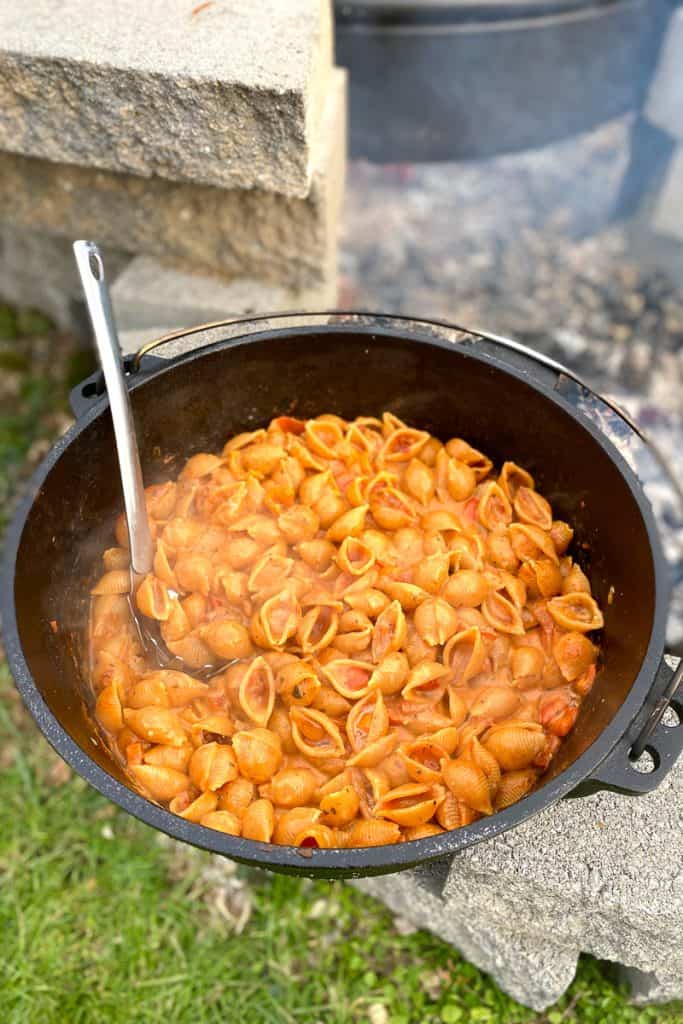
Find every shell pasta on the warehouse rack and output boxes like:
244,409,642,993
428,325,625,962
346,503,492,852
89,412,603,848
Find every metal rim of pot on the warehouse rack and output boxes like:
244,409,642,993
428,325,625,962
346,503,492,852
2,312,682,878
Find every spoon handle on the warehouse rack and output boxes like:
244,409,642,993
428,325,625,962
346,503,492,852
73,240,154,582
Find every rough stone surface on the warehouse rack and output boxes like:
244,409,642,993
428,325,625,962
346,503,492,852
112,254,337,337
0,68,346,289
353,874,580,1012
645,9,683,141
651,146,683,243
351,662,682,1010
0,0,333,197
0,223,131,332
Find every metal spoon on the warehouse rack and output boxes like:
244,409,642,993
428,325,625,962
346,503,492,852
73,240,223,679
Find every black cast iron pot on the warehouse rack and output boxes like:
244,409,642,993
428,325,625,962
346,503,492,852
2,313,682,878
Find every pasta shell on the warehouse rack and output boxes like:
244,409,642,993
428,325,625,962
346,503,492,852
547,593,604,632
469,686,521,721
435,449,477,502
443,627,487,686
483,724,546,770
539,691,580,737
200,810,241,835
441,757,493,815
550,520,574,555
305,419,344,459
189,742,238,791
95,679,125,733
401,661,450,704
262,767,319,808
217,777,255,817
477,482,513,530
442,570,489,608
347,732,398,769
320,659,374,701
91,569,131,596
413,597,460,646
241,798,275,842
498,460,534,499
273,807,321,846
509,523,559,565
481,591,525,636
561,563,591,595
399,738,448,784
403,822,445,840
253,589,301,648
346,691,388,752
296,605,339,654
403,458,436,504
319,785,360,827
368,651,410,696
247,549,293,596
334,536,375,577
290,707,346,760
510,646,545,684
276,660,321,707
238,656,276,727
412,552,450,596
375,782,442,826
294,824,337,849
232,728,283,783
379,427,430,464
136,574,172,620
370,485,419,530
553,632,598,681
444,439,493,481
174,790,218,823
465,736,501,796
378,579,430,612
326,504,369,543
102,546,130,572
165,633,215,671
129,764,190,802
494,769,537,810
372,600,407,662
514,487,552,530
144,743,193,772
347,819,401,847
201,619,253,661
518,558,562,599
123,707,187,747
435,793,479,830
127,676,170,710
343,587,390,619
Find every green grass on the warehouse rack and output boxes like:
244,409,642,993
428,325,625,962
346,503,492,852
0,307,681,1024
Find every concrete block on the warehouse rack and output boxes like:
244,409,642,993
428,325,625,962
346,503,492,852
0,0,333,198
111,254,337,339
354,657,683,1010
0,68,346,290
0,223,131,331
353,874,580,1012
645,10,683,141
651,145,683,243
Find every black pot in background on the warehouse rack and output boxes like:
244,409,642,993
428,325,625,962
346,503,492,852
2,314,681,878
335,0,671,162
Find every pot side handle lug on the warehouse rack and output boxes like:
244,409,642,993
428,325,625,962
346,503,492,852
69,356,166,419
575,657,683,797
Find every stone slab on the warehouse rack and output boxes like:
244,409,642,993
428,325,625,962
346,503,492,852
0,68,346,289
111,254,337,337
645,9,683,141
651,145,683,244
352,657,683,1010
0,223,131,332
0,0,333,198
353,874,580,1012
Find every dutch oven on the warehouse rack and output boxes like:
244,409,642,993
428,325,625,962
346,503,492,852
2,312,682,878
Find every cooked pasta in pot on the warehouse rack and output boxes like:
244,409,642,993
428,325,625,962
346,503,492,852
89,412,603,848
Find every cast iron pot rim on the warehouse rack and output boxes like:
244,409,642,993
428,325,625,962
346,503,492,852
0,317,669,876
